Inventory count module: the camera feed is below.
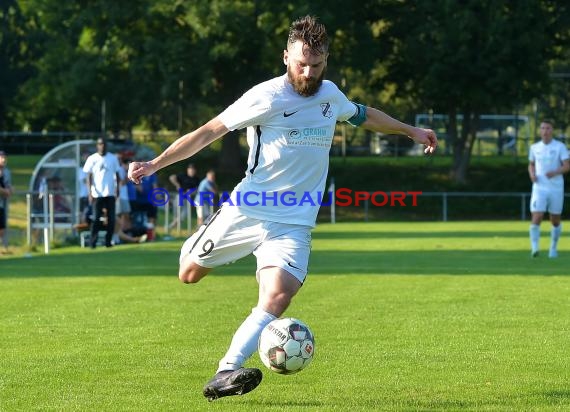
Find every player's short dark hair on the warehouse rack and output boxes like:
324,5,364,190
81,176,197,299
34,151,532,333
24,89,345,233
287,15,329,55
541,118,555,127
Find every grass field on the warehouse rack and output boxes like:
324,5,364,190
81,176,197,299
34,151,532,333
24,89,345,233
2,221,570,411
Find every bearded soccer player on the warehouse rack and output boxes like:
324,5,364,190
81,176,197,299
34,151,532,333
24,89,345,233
129,15,437,401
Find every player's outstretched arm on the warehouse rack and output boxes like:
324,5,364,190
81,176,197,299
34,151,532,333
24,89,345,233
361,107,438,154
128,117,229,184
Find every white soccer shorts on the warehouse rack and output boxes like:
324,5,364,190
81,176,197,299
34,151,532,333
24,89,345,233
179,205,312,283
530,188,564,215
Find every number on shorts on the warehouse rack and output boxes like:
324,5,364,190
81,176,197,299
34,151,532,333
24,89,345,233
198,239,214,258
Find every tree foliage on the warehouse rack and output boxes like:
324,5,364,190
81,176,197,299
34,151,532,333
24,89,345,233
2,1,570,180
375,0,570,182
0,0,42,129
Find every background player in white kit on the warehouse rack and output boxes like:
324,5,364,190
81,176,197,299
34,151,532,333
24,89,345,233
528,119,570,258
129,15,437,401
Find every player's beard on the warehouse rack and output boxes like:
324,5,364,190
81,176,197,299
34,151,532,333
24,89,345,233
287,65,326,97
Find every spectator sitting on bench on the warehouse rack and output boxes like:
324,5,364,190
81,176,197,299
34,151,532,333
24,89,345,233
113,212,147,244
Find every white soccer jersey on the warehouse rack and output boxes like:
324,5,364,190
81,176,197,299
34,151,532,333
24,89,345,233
83,152,120,197
218,74,358,226
528,139,569,191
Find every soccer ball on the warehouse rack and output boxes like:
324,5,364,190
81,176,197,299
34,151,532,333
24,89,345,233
258,317,315,374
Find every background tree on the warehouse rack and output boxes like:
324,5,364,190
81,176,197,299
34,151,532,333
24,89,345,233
0,0,40,130
375,0,570,183
14,0,202,133
4,0,570,183
539,42,570,137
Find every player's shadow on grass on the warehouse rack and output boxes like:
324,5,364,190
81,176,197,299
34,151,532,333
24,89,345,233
1,246,566,278
0,247,181,278
307,249,568,276
540,389,570,404
239,400,323,408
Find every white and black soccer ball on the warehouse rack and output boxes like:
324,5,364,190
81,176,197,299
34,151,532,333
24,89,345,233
258,317,315,375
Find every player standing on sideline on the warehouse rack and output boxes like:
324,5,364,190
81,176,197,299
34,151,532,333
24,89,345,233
84,138,121,248
128,15,437,401
0,151,13,252
528,119,570,258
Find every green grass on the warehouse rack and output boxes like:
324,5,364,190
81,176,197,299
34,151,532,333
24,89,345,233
7,155,42,191
2,221,570,411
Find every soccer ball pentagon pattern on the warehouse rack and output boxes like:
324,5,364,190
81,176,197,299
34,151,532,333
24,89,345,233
258,317,315,374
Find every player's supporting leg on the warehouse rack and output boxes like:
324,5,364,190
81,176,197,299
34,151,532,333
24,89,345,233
549,214,562,258
216,307,277,373
530,211,544,257
203,267,302,401
202,307,274,402
529,224,540,257
548,192,564,258
549,224,561,258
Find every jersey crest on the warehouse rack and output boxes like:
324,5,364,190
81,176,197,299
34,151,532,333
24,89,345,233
320,102,332,118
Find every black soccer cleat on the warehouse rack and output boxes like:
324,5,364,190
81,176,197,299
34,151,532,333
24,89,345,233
203,368,262,402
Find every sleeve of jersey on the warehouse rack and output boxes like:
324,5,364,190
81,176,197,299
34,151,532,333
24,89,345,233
333,87,358,123
562,145,570,161
114,156,121,172
82,157,92,173
218,87,272,131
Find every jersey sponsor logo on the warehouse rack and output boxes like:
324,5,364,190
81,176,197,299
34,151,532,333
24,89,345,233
286,127,332,147
320,102,332,118
289,129,301,139
283,110,299,117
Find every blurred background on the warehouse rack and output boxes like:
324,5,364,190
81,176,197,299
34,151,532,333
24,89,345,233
1,0,570,250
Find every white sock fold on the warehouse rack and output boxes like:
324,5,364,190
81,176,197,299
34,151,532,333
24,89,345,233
217,307,277,373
